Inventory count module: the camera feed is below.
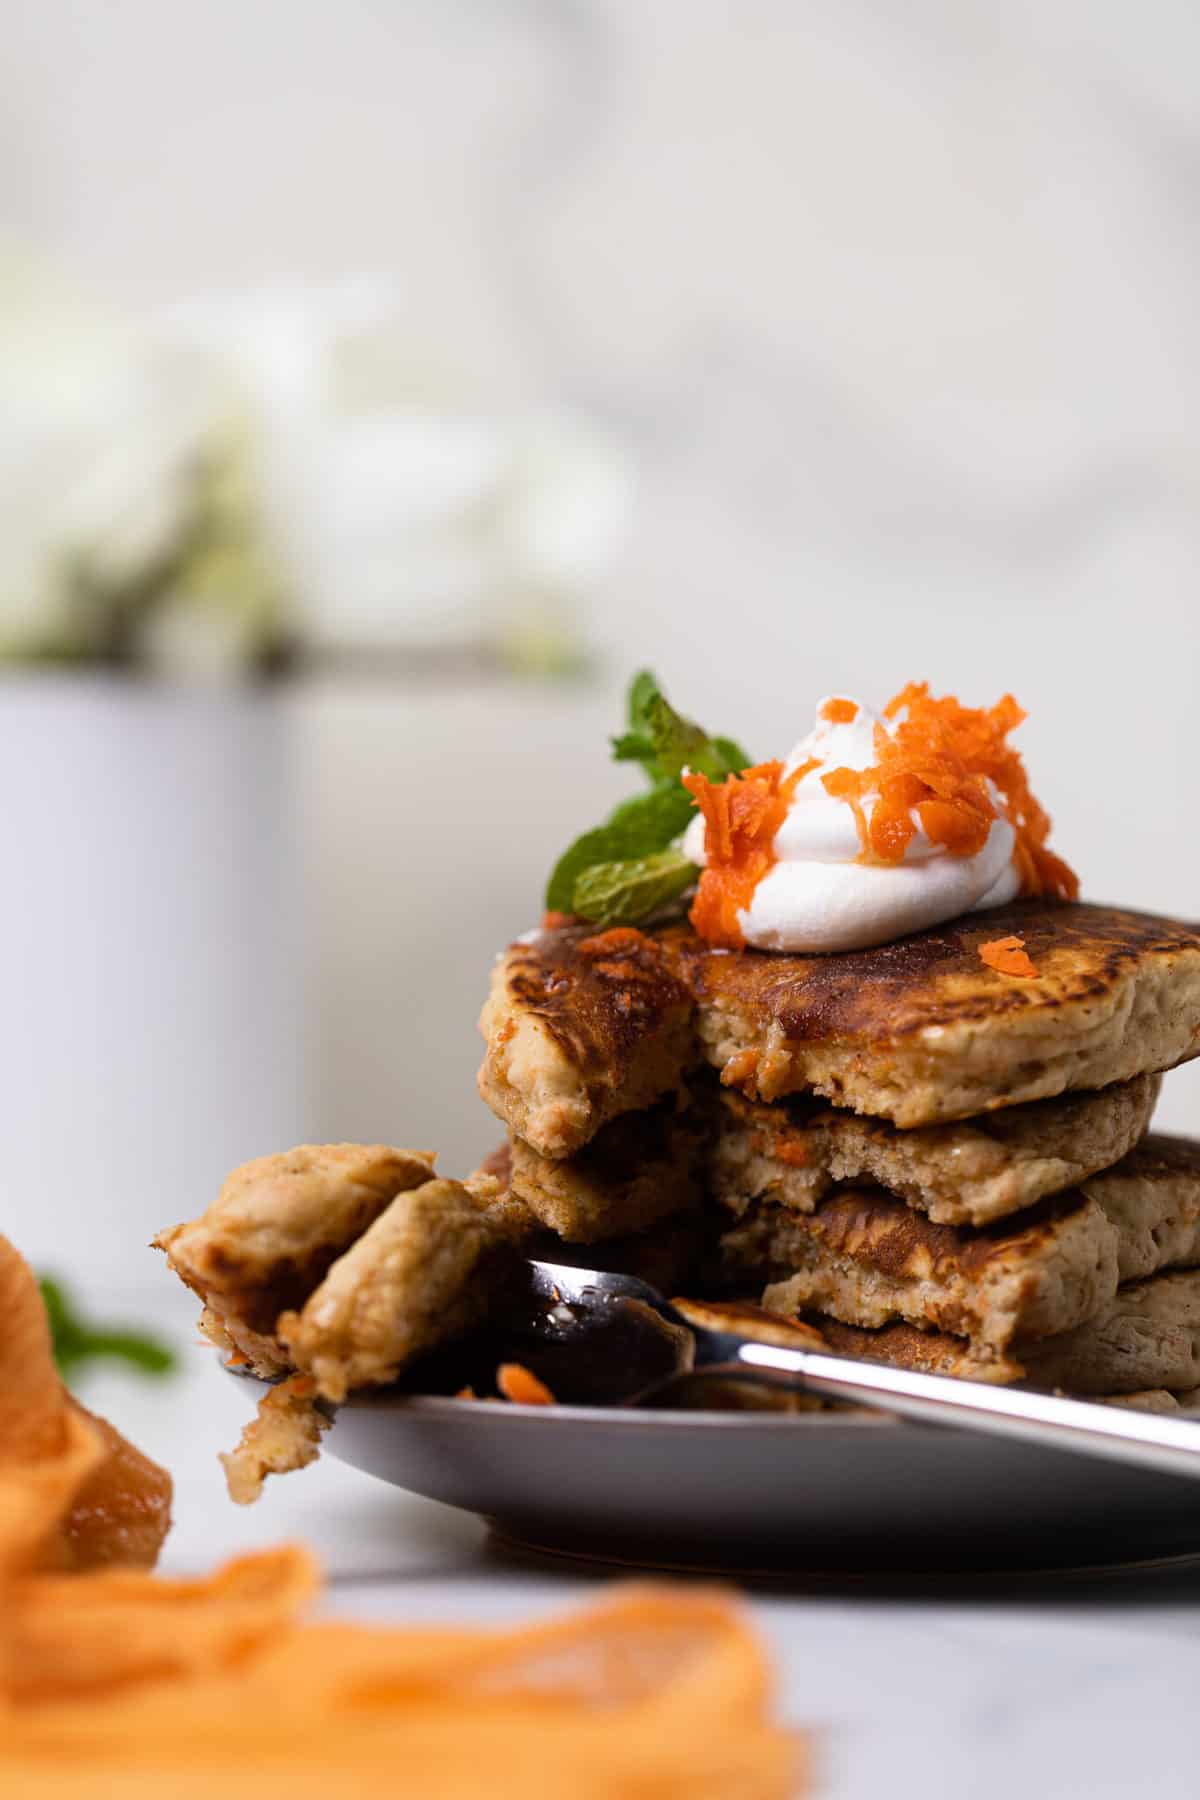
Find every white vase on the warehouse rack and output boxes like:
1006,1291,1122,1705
0,675,305,1298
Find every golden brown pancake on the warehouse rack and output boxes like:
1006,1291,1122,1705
1102,1387,1200,1414
154,1145,438,1376
476,1142,712,1294
479,924,694,1159
767,1265,1200,1396
676,899,1200,1125
712,1074,1160,1228
277,1176,533,1402
811,1316,1021,1383
743,1135,1200,1354
1020,1269,1200,1395
503,1097,706,1244
480,902,1200,1145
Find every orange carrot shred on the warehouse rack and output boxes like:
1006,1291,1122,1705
851,682,1077,898
683,761,806,948
455,1386,477,1401
819,696,859,724
496,1364,556,1406
685,683,1077,949
979,935,1038,978
576,926,648,958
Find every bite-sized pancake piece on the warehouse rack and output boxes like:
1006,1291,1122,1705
154,1145,437,1376
219,1374,330,1506
673,900,1200,1125
504,1098,705,1244
1020,1270,1200,1395
659,1301,833,1411
713,1074,1160,1228
744,1136,1200,1352
478,925,694,1159
278,1177,534,1402
671,1296,829,1351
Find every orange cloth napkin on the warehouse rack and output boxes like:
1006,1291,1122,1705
0,1234,801,1797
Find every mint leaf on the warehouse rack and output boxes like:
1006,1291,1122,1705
611,672,751,787
626,669,661,734
611,672,706,785
544,671,753,921
546,786,695,914
610,728,655,766
40,1275,177,1383
573,850,697,925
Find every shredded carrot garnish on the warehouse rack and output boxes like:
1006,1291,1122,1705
819,696,858,724
721,1048,761,1087
857,683,1077,895
979,935,1038,978
496,1363,556,1406
455,1385,477,1401
576,927,648,958
542,910,573,930
683,762,807,949
685,683,1077,948
772,1135,811,1169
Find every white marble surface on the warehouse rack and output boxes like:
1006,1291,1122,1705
78,1299,1200,1800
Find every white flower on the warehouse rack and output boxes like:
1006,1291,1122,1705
0,259,285,671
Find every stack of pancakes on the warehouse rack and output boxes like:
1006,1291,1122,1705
480,898,1200,1409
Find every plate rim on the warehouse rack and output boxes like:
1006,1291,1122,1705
332,1388,903,1431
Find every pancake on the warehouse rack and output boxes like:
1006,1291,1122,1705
812,1317,1020,1383
278,1176,533,1402
712,1074,1160,1228
479,924,694,1159
503,1098,705,1243
480,903,1200,1148
154,1145,439,1376
752,1193,1117,1355
1020,1270,1200,1395
475,1143,711,1293
781,1270,1200,1396
746,1136,1200,1353
1100,1389,1200,1414
674,899,1200,1126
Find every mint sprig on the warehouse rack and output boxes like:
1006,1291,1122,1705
573,849,697,925
39,1275,178,1383
545,672,752,925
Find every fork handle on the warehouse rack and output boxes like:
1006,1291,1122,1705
708,1340,1200,1482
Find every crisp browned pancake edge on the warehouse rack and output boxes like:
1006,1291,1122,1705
666,899,1200,1043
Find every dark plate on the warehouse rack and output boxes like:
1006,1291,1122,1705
324,1392,1200,1574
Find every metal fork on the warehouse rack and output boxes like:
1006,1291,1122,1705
517,1259,1200,1482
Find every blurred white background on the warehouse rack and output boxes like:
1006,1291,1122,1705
2,0,1197,1295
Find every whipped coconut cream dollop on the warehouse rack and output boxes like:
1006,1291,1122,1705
681,696,1022,954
